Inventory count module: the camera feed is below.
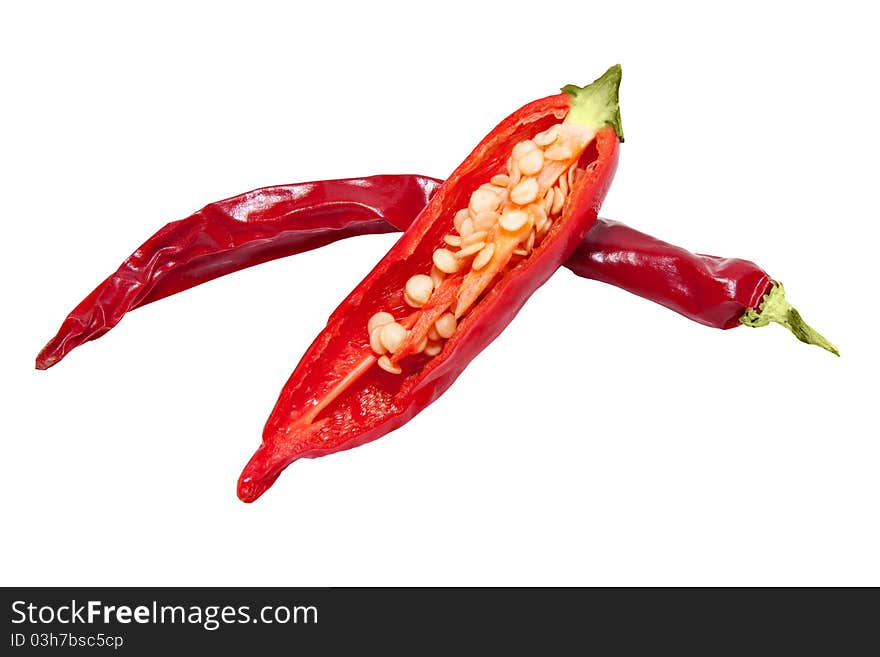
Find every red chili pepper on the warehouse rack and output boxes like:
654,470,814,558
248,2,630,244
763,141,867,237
236,67,624,501
566,220,838,353
36,171,837,372
35,175,438,370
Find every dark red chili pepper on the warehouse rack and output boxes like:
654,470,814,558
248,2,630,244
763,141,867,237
36,170,837,372
566,220,838,354
35,175,438,370
236,66,624,501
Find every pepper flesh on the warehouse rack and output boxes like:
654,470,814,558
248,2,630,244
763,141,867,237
237,70,623,502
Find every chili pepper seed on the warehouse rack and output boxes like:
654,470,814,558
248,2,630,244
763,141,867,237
405,274,434,307
456,241,486,258
453,208,469,233
377,355,402,374
480,183,507,195
435,312,457,339
558,170,568,196
380,322,407,353
369,326,387,355
424,341,442,357
472,243,495,270
500,209,529,232
508,159,522,186
433,248,460,274
462,230,488,247
367,311,395,334
474,211,499,231
469,188,499,215
510,178,539,205
551,186,565,214
512,139,538,159
518,148,544,176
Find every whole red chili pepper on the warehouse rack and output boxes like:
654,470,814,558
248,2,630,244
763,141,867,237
36,171,836,372
236,66,624,501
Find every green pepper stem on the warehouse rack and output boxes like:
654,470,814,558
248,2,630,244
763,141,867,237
739,282,839,356
562,64,624,141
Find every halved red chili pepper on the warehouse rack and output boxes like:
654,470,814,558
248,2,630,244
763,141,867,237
236,65,625,501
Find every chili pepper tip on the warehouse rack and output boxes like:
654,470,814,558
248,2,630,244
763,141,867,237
237,442,290,502
237,470,281,503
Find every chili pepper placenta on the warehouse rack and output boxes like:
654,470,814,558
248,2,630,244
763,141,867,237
37,172,836,371
236,66,624,501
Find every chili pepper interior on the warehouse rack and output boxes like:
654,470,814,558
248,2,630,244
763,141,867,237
238,66,623,502
370,121,603,374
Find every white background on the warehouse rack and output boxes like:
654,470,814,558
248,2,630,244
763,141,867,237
2,1,878,586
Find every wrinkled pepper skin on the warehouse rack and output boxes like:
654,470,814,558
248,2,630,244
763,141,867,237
566,219,773,329
35,175,438,370
237,96,621,501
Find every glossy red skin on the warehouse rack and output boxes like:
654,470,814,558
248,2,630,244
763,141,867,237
566,220,772,329
237,95,620,501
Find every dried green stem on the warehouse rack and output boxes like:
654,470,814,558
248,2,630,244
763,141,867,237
740,282,839,356
562,64,624,141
